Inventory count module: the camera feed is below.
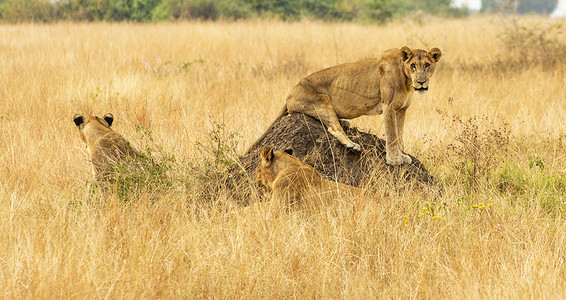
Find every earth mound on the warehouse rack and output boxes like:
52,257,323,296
240,114,435,188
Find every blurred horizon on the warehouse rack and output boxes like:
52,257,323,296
1,0,565,23
454,0,566,16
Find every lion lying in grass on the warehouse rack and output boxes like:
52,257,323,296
256,146,362,210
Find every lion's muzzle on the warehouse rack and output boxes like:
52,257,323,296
413,73,429,93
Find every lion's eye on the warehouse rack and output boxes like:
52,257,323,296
425,63,430,68
410,63,416,69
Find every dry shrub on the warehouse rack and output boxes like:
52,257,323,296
455,17,566,73
434,102,511,191
498,17,566,68
92,124,176,202
187,119,257,207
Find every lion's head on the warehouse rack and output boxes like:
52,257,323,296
73,113,115,148
400,46,442,94
256,146,295,190
73,113,143,182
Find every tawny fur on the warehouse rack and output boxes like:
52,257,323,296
73,113,140,182
248,46,441,166
256,146,362,210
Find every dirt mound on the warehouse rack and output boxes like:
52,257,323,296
240,114,435,188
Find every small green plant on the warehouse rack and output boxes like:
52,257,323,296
189,118,254,205
496,163,527,195
105,124,175,201
528,155,545,170
179,58,205,69
110,154,168,201
88,86,102,103
142,58,204,75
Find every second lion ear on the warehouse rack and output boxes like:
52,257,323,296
400,46,413,62
261,146,274,165
428,47,442,62
103,113,114,127
73,114,85,127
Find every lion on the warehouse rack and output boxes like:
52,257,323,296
248,46,441,166
73,113,141,182
256,146,362,210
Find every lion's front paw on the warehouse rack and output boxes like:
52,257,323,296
386,155,404,166
347,142,362,152
401,153,412,164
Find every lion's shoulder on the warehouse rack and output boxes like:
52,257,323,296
377,48,406,70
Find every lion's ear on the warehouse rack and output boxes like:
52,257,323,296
428,48,442,62
283,146,293,156
103,113,114,127
73,114,85,127
261,146,274,165
400,46,412,62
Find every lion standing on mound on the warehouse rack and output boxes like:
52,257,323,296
248,46,441,166
73,113,140,182
256,146,362,210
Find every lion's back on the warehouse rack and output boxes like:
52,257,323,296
89,132,140,179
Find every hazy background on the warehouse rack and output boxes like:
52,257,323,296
0,0,564,22
454,0,566,16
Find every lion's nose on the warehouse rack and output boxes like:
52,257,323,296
416,74,427,84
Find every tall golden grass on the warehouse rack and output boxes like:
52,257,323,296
1,16,566,298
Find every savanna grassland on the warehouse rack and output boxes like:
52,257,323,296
1,16,566,298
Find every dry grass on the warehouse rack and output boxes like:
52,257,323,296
1,16,566,298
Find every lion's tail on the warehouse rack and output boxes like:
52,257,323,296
244,104,289,155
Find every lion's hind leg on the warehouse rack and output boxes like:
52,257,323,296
305,94,361,152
